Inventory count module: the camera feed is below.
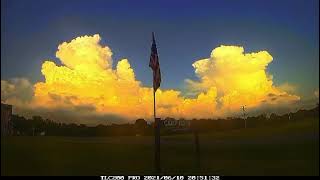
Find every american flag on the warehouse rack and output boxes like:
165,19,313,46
149,32,161,92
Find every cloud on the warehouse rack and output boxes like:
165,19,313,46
278,82,297,94
186,45,300,114
32,34,183,120
56,34,113,70
1,35,303,123
1,78,34,106
315,89,319,98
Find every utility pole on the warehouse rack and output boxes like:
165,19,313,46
242,105,247,128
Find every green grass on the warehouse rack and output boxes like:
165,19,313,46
1,118,319,176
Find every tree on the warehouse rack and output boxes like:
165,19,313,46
134,119,148,135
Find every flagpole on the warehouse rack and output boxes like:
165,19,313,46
154,86,161,174
150,32,160,174
153,88,156,120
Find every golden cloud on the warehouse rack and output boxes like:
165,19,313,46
1,35,301,121
186,45,300,113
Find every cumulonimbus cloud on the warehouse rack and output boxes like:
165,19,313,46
185,45,300,113
1,78,34,106
1,34,302,123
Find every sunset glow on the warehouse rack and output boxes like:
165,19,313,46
2,34,301,121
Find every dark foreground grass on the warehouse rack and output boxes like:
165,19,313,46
1,118,319,176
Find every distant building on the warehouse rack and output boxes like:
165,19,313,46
1,103,12,136
162,118,191,129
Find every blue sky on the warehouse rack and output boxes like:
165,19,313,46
1,0,319,98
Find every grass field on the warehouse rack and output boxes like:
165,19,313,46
1,118,319,176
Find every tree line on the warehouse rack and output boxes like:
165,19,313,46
10,104,318,137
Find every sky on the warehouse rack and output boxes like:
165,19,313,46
1,0,319,124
